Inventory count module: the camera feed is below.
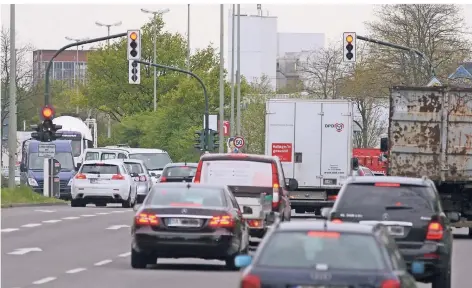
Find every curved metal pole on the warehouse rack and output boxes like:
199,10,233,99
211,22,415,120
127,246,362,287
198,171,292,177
134,60,210,150
44,32,127,105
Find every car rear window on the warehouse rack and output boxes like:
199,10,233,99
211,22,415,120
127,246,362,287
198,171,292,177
337,183,435,219
148,187,226,207
101,153,117,160
85,152,99,161
163,166,196,177
81,164,119,174
200,160,273,187
125,163,143,174
257,231,386,270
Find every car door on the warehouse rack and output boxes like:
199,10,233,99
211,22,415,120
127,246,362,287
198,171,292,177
122,164,138,204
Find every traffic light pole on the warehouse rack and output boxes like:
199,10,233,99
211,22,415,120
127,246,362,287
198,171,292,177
44,32,127,105
356,35,435,77
133,60,210,151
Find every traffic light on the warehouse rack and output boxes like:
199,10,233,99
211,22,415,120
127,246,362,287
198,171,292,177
127,30,141,61
40,105,62,142
194,130,205,150
31,123,44,141
208,129,219,151
129,60,140,85
343,32,356,62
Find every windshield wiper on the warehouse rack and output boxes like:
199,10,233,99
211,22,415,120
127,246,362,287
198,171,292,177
385,205,413,210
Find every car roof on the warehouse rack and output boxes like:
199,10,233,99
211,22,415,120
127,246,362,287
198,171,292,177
164,162,198,168
200,153,279,162
82,159,125,165
275,220,376,235
346,175,430,186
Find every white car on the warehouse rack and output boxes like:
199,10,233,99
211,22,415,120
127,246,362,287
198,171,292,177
71,159,138,208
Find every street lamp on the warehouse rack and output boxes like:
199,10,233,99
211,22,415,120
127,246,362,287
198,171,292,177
65,36,89,114
95,20,122,138
140,8,170,112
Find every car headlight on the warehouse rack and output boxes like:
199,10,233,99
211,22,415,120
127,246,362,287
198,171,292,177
67,179,73,186
28,177,38,187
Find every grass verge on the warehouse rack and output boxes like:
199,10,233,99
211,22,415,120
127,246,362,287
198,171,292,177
1,185,66,207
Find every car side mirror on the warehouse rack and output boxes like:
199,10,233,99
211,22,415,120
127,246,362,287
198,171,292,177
285,178,298,191
446,211,460,222
380,137,388,152
321,207,332,219
351,157,359,170
20,163,26,172
155,174,161,179
130,172,139,177
75,163,81,171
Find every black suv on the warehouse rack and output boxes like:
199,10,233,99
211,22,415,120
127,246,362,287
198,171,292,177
324,176,453,288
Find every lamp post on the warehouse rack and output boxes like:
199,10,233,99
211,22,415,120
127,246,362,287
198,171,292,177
65,36,89,114
141,8,170,112
94,20,122,138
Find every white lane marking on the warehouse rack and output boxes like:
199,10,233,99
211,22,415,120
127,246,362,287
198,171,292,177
35,209,55,213
32,277,56,285
1,228,19,233
62,216,80,220
42,219,62,224
118,252,131,257
66,268,87,274
8,247,42,255
94,259,112,266
96,212,109,215
111,210,126,213
21,223,42,228
80,214,96,217
106,225,130,230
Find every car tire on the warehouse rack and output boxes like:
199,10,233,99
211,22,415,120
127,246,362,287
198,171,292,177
225,254,240,271
432,265,451,288
122,189,132,208
131,248,148,269
71,199,85,207
295,208,304,214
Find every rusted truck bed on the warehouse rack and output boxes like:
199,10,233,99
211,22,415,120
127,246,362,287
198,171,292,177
388,86,472,182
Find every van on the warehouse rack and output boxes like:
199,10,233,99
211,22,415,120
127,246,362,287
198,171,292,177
20,139,76,200
80,147,172,183
194,153,298,239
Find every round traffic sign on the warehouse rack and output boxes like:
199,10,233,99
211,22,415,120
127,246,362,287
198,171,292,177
234,136,245,149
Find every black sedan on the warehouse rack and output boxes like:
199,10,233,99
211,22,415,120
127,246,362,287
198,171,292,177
131,183,250,270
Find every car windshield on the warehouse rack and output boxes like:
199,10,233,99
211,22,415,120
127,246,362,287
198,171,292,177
149,187,226,207
28,152,74,171
336,183,435,219
125,163,144,174
257,231,386,270
163,166,196,177
129,153,171,170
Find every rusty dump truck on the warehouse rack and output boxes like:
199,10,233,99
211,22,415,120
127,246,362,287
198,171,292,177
381,86,472,236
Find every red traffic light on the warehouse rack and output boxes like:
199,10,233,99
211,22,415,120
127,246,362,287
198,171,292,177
41,105,55,120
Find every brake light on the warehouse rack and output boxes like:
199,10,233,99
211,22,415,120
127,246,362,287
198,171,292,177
380,279,400,288
331,219,343,223
229,153,248,158
241,274,261,288
307,231,340,238
194,161,203,183
271,162,280,210
375,183,400,187
135,213,159,226
247,219,262,228
139,175,146,182
209,214,234,228
159,176,167,182
426,221,444,240
328,195,337,201
112,174,125,180
75,173,86,179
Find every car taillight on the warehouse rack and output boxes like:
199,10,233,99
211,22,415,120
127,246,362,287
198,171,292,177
381,279,400,288
75,173,86,179
331,219,342,223
209,214,234,228
112,174,125,180
139,175,146,182
159,176,167,182
135,213,159,226
426,221,444,240
194,161,203,183
241,274,261,288
271,162,280,210
328,195,337,201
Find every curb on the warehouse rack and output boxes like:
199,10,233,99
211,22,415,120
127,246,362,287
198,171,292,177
1,202,70,208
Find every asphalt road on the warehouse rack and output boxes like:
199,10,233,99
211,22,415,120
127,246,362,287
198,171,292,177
2,206,471,288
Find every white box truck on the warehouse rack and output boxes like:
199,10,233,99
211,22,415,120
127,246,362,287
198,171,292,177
265,99,354,214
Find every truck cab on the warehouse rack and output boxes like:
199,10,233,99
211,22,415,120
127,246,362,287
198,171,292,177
20,139,76,200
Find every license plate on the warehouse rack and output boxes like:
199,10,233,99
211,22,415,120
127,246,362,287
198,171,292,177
387,225,405,236
90,178,100,184
323,179,337,185
167,218,201,227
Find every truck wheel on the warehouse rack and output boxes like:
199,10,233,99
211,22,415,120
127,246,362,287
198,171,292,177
432,265,451,288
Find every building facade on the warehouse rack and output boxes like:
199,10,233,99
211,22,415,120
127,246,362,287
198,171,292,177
32,49,91,87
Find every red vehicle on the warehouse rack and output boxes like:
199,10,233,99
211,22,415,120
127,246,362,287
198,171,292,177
352,148,387,175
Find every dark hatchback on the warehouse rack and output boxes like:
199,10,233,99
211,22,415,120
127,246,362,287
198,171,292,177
235,220,420,288
157,162,197,183
131,183,249,270
324,176,453,288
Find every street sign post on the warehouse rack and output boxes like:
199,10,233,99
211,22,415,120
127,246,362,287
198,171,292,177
38,143,55,158
234,136,245,149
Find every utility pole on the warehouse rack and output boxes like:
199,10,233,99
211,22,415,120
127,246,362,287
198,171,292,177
141,8,170,111
236,4,241,135
187,4,191,76
8,4,17,189
218,4,225,153
230,4,236,136
65,36,89,114
95,20,122,138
